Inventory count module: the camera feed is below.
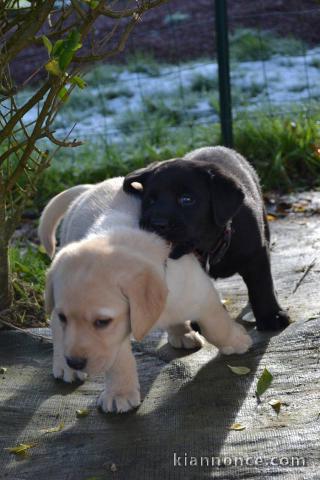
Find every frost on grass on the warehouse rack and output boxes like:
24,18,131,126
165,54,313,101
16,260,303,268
9,46,320,152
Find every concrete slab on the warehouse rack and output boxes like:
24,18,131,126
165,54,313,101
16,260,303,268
0,215,319,480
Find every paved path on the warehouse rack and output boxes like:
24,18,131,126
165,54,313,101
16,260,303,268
0,215,319,480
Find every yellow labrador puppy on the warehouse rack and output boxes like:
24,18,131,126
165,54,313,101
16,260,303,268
39,178,252,413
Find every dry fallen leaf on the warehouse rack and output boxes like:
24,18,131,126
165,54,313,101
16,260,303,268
5,443,36,455
229,423,246,431
267,214,277,221
0,367,7,374
269,399,288,414
42,422,64,434
305,315,320,322
110,463,117,472
293,204,307,213
222,298,232,306
227,365,251,375
76,409,89,418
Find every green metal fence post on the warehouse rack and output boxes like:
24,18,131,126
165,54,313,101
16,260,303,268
215,0,233,147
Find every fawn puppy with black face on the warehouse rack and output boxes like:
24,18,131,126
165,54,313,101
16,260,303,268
124,146,290,332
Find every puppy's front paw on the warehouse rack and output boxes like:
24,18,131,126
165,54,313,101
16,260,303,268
220,324,252,355
53,357,87,383
168,330,205,350
97,386,141,413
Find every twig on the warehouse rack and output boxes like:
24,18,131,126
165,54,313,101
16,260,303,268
292,258,316,294
45,129,83,148
0,317,52,342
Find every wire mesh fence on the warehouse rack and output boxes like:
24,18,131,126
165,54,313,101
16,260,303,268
9,1,320,169
47,2,319,149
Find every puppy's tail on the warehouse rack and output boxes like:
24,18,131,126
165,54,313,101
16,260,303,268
38,185,92,258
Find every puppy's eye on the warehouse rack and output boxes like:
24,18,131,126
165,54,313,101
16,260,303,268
178,194,195,206
94,318,112,329
58,313,67,324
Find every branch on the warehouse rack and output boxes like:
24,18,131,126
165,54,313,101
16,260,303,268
74,14,139,63
0,80,51,144
45,129,83,148
5,79,60,192
70,0,87,20
0,1,56,68
74,0,169,63
98,0,168,19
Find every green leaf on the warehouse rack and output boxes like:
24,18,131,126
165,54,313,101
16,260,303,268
42,35,52,55
227,365,251,375
6,443,36,455
81,0,99,8
58,51,74,71
70,76,87,89
52,39,64,57
58,30,82,70
58,86,69,102
15,261,31,274
45,59,62,76
38,244,47,254
256,367,273,397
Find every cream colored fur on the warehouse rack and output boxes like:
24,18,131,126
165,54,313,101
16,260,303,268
39,177,252,413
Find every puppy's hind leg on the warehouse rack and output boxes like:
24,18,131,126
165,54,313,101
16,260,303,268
97,337,141,414
240,246,290,331
167,322,205,350
197,294,252,355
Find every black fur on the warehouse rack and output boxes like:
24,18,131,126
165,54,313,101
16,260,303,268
123,146,290,331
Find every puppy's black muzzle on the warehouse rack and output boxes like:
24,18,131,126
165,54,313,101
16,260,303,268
141,214,186,237
149,217,170,233
140,217,172,236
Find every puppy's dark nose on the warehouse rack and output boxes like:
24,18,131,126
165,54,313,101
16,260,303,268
150,218,169,231
66,356,87,371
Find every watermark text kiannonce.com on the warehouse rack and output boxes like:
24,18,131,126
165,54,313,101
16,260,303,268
173,453,306,468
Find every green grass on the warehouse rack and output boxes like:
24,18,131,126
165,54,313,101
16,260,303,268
233,110,320,190
126,51,162,77
118,96,187,136
231,82,266,107
191,74,219,93
230,28,306,62
104,88,133,100
310,58,320,69
6,243,50,327
33,108,320,212
83,64,122,87
288,84,307,93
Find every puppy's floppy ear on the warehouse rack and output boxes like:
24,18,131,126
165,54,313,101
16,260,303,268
124,267,168,341
209,172,245,226
45,267,55,315
123,163,158,196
